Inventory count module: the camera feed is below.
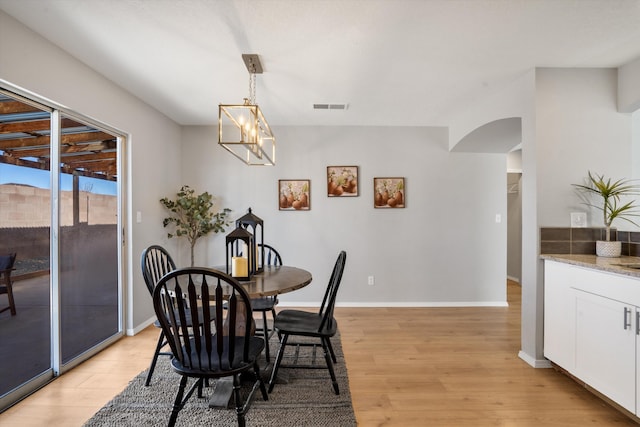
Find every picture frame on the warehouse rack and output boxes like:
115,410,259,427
373,177,405,208
327,166,359,197
278,179,311,211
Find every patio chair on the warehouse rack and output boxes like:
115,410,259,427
0,253,17,316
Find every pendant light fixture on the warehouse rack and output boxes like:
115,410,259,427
218,54,276,166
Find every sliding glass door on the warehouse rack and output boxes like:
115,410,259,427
0,94,52,400
0,88,124,410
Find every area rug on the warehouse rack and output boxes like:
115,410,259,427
84,331,356,426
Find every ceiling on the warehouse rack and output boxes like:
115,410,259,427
2,0,640,131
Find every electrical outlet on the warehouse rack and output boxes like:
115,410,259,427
368,276,375,286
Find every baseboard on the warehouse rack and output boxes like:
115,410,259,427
127,316,155,336
507,275,520,283
518,350,552,368
277,301,509,308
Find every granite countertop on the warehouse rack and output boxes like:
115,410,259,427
541,254,640,278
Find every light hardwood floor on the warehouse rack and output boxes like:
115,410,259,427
0,281,637,426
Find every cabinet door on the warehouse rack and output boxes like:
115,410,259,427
575,289,635,413
637,309,640,416
544,261,576,371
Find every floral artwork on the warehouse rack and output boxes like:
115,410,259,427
327,166,358,197
279,180,310,210
374,177,405,208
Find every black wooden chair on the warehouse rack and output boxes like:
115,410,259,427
153,267,268,427
0,253,17,316
140,245,178,386
251,243,282,363
268,250,346,395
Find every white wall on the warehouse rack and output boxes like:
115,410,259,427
618,57,640,113
507,173,522,282
0,11,183,332
182,125,508,306
536,68,633,229
633,110,640,179
518,68,635,367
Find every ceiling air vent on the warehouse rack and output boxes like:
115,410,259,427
313,103,349,110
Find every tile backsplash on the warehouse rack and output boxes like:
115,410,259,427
538,227,640,256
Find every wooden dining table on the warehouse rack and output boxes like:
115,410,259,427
208,264,312,408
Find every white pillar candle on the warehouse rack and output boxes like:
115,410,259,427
232,256,248,277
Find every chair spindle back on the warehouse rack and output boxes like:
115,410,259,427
154,267,254,371
141,245,177,294
318,251,346,332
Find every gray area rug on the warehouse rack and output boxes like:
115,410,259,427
84,331,356,426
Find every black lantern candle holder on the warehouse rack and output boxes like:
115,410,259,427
225,226,254,281
236,207,264,274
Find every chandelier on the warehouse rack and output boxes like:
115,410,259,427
218,54,276,166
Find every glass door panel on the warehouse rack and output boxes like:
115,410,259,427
58,114,119,364
0,93,52,397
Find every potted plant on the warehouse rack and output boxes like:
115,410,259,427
160,185,231,266
573,171,640,257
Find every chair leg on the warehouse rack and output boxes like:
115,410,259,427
197,378,204,398
8,291,16,316
268,334,289,393
322,337,340,395
3,274,16,316
262,310,270,363
326,337,337,363
254,362,269,400
233,374,246,427
168,375,189,427
145,330,166,386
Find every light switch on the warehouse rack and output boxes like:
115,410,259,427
136,211,142,223
495,214,501,223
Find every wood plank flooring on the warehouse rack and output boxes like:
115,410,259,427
1,281,637,426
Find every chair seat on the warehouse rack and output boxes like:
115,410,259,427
250,296,278,311
172,335,265,376
274,309,337,337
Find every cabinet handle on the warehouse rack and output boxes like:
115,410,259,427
624,307,632,330
637,311,640,336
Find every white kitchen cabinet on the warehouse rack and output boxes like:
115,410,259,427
543,259,640,417
637,317,640,415
543,261,576,371
574,289,636,413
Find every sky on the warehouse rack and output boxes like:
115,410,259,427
0,163,117,195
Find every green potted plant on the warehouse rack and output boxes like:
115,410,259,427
160,185,231,266
573,171,640,257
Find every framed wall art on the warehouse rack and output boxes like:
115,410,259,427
373,177,405,208
327,166,358,197
278,179,310,211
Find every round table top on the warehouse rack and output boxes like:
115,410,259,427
239,265,312,297
211,265,312,298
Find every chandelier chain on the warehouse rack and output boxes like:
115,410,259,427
248,73,256,105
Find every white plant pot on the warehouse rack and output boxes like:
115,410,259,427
596,240,622,258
